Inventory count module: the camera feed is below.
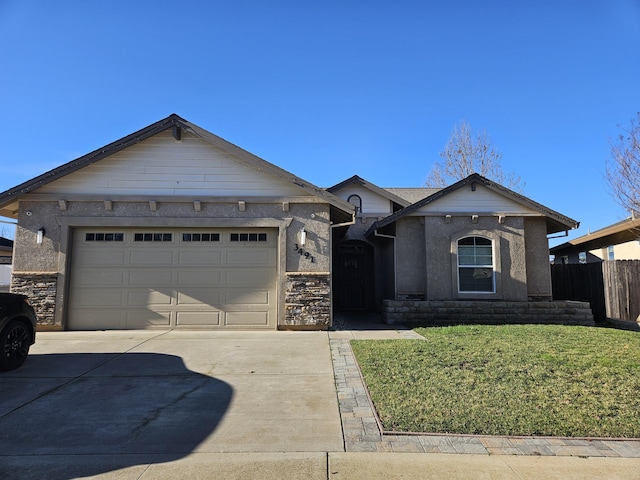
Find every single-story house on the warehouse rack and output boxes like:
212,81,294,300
550,217,640,264
0,114,583,330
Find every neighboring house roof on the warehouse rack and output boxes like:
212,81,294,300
0,237,13,249
384,187,440,205
0,114,355,222
0,237,12,262
326,175,414,209
550,216,640,255
365,173,579,236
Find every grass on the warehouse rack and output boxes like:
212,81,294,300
350,324,640,438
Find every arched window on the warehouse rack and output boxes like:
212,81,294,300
347,194,362,213
457,236,494,293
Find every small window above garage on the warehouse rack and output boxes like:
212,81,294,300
230,233,268,242
134,233,173,242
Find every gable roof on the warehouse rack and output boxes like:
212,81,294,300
326,175,414,209
365,173,579,236
550,216,640,255
0,114,355,222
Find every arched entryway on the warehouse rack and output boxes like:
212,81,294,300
334,240,375,311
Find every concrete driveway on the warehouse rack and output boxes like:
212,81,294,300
0,330,343,479
3,328,640,480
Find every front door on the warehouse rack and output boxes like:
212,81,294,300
335,242,373,310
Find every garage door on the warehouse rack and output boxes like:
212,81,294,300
68,228,277,330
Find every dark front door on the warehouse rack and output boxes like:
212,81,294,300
335,242,373,310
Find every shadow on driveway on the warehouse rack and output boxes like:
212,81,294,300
0,352,233,479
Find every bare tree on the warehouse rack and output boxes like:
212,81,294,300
606,113,640,218
427,121,524,193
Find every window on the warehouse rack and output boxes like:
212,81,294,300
457,236,494,293
85,233,124,242
230,233,267,242
182,233,220,242
607,245,615,261
579,252,587,264
134,233,172,242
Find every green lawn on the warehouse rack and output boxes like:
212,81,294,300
350,325,640,437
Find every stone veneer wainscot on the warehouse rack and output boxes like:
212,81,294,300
284,273,331,328
11,272,58,327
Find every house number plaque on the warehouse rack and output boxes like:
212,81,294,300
294,244,315,263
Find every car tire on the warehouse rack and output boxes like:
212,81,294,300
0,319,32,371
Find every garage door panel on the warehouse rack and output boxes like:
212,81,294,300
177,270,222,285
74,250,126,266
128,290,173,306
225,269,272,286
226,250,275,266
177,290,221,305
126,310,172,328
225,290,270,305
75,270,126,286
69,310,127,330
73,289,125,307
129,270,174,285
225,312,269,326
177,312,221,326
178,251,222,265
130,251,174,265
69,228,277,330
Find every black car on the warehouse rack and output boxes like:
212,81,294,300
0,293,37,371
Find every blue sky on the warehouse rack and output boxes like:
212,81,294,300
1,1,639,245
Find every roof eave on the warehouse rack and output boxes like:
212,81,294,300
0,114,355,217
327,175,411,208
366,173,579,236
0,115,181,210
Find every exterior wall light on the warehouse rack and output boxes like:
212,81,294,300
299,228,306,246
37,228,46,244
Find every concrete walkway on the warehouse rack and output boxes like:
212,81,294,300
0,328,639,479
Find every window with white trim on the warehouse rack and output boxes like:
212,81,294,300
457,236,494,293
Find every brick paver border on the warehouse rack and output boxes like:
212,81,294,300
330,338,640,457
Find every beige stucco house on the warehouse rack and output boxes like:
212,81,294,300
0,115,583,330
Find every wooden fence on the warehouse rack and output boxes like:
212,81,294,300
602,261,640,323
551,260,640,323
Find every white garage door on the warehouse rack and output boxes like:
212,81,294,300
68,228,277,330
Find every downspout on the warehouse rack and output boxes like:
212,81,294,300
329,214,356,327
